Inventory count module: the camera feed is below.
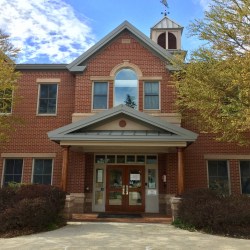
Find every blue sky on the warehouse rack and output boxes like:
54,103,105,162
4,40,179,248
0,0,211,63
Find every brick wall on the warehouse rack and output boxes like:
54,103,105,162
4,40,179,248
74,31,175,113
0,70,75,187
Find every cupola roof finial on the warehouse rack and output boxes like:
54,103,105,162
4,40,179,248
160,0,170,16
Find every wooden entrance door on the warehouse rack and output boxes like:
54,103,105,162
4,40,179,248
106,165,145,212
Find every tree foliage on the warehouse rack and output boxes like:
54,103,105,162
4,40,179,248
175,0,250,144
124,94,137,109
0,30,21,143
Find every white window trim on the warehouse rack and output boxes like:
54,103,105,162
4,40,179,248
206,160,231,194
92,81,109,111
31,158,54,185
36,83,58,116
1,158,24,187
143,81,161,111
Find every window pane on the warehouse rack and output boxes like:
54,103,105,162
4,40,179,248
208,160,229,194
33,175,43,184
13,175,22,183
145,96,159,109
48,99,56,113
38,84,57,114
34,159,43,172
93,83,107,109
5,160,14,174
14,161,23,175
39,99,48,113
48,85,57,98
44,160,52,174
117,155,125,163
115,69,138,108
127,155,135,163
94,83,107,95
145,82,159,94
146,155,157,164
93,96,107,109
240,161,250,194
43,175,52,185
33,159,52,185
40,85,49,98
144,82,159,109
4,175,14,186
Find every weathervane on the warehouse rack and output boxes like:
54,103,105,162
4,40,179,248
160,0,170,16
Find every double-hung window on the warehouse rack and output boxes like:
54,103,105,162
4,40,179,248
144,82,159,110
207,160,229,194
3,159,23,186
32,159,53,185
93,82,108,109
240,161,250,194
38,84,57,114
0,89,12,114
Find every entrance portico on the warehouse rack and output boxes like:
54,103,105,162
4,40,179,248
48,105,197,215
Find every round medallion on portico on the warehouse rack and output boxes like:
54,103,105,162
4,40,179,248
119,119,127,128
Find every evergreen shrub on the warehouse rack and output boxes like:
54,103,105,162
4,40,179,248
0,184,66,237
177,188,250,238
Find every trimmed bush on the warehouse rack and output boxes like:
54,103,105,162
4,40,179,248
0,184,66,237
177,188,250,238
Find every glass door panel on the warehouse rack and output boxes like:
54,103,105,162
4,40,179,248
106,165,145,212
108,191,122,205
129,191,142,206
109,169,122,188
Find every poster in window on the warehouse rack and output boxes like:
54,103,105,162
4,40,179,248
96,169,103,183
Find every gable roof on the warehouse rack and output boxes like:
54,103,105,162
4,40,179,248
48,104,198,144
67,21,176,73
151,16,183,31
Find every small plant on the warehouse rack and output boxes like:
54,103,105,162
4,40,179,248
172,218,196,232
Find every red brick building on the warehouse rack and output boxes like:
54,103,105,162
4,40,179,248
1,17,250,216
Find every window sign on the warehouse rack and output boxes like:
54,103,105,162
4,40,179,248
130,173,140,181
96,169,103,183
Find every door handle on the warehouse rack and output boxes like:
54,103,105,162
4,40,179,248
122,185,125,195
126,185,129,195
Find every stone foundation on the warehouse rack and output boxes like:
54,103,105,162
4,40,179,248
170,197,182,221
64,193,85,219
159,194,176,215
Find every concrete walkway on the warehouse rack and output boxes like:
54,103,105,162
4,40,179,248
0,222,249,250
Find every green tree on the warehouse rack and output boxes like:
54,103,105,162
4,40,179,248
0,30,21,143
124,94,137,109
175,0,250,144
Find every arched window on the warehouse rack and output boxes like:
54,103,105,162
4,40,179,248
168,32,177,49
157,33,166,49
114,68,138,109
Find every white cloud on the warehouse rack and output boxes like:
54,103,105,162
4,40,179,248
0,0,96,63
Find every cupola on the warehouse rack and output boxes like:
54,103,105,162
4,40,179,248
150,16,185,56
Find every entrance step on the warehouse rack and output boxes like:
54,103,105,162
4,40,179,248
71,213,172,224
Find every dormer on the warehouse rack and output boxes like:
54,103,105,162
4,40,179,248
150,17,184,56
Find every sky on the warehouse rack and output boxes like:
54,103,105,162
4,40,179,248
0,0,211,64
